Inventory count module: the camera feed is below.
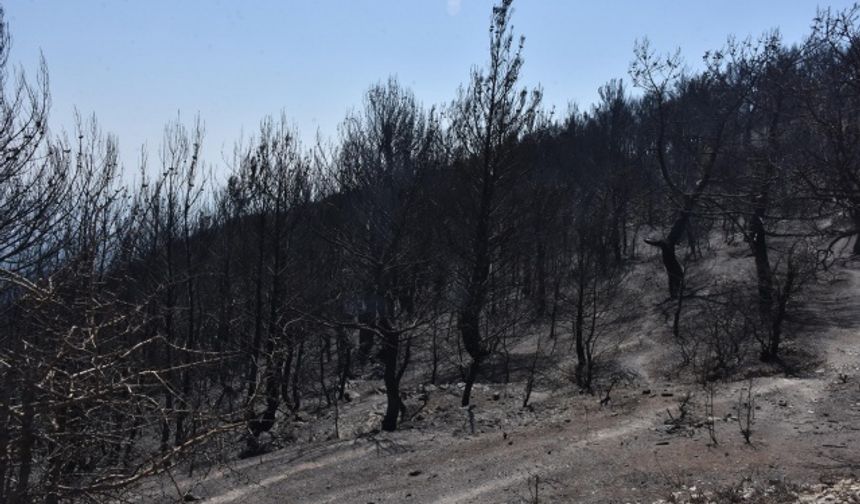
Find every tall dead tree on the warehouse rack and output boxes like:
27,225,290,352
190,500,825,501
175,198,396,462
329,79,440,431
448,0,541,406
223,117,309,449
631,39,759,298
801,6,860,255
0,10,70,501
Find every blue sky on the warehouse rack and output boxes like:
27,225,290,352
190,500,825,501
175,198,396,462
4,1,855,176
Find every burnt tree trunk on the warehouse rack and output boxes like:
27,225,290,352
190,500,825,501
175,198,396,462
458,297,487,407
380,318,401,432
259,202,285,436
0,364,10,502
356,310,375,365
574,263,588,389
458,204,491,406
245,212,267,406
771,264,797,359
853,208,860,255
291,338,304,411
336,327,352,400
645,196,695,299
749,195,777,361
15,375,35,503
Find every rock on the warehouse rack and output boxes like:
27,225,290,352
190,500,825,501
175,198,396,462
492,392,501,401
408,470,422,477
642,389,651,395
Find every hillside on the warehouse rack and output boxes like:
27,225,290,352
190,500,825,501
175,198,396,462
5,3,860,503
135,242,860,503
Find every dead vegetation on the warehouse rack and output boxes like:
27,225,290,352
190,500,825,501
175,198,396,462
3,1,860,502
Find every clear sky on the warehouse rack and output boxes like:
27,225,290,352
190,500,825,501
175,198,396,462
3,0,855,176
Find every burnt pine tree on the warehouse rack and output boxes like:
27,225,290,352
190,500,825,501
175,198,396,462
448,0,541,406
802,6,860,255
330,79,439,431
631,39,758,298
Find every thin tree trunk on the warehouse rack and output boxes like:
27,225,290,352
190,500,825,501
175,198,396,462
246,212,266,406
336,327,351,400
853,208,860,255
177,208,196,446
261,205,284,433
749,203,776,361
292,338,305,411
645,204,691,299
574,266,587,389
0,353,12,502
380,321,401,431
461,358,482,408
457,158,494,406
44,405,67,504
15,376,35,503
318,336,331,407
535,237,547,316
430,318,439,385
771,265,796,358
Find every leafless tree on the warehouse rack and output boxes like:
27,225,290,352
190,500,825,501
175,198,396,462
631,38,761,298
325,79,441,431
447,0,541,406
